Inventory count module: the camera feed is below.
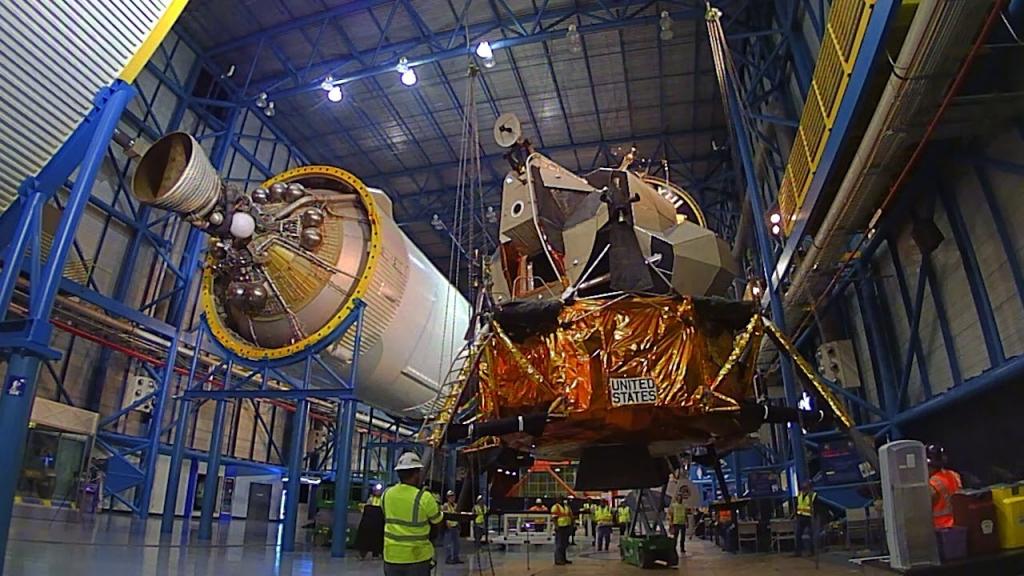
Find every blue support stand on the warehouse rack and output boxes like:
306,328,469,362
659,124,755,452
198,399,228,540
331,400,358,557
282,398,309,552
0,82,136,575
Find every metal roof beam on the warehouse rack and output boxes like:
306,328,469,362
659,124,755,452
248,1,734,100
206,0,395,56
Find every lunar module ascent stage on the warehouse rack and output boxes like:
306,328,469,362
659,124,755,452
131,115,872,493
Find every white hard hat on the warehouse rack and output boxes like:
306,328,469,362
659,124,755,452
394,452,424,471
535,498,543,504
446,490,455,497
477,495,484,501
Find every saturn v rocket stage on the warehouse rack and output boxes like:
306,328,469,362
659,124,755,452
131,133,470,418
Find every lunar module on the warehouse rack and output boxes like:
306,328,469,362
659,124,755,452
417,114,874,490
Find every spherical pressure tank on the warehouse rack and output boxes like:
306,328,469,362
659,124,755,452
132,134,470,418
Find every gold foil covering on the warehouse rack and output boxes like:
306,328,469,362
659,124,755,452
477,296,758,454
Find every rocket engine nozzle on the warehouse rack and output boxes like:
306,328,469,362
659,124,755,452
132,132,225,228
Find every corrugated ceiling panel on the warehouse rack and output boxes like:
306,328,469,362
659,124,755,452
0,0,175,214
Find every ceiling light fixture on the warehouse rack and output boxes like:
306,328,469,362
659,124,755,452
397,57,417,86
567,23,582,54
476,41,496,68
659,11,674,41
320,75,335,91
263,101,276,118
327,86,343,102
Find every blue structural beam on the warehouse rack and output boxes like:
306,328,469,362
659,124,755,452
242,1,739,100
197,399,228,540
768,0,900,290
0,82,136,575
724,67,808,481
181,387,355,401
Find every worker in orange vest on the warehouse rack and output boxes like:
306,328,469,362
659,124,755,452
927,444,962,529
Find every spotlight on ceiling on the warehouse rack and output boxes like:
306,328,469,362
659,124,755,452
320,75,334,91
255,92,268,108
431,214,444,231
567,23,582,54
659,11,674,41
327,86,343,103
397,57,417,86
769,211,782,225
476,41,496,69
263,101,276,118
485,205,498,224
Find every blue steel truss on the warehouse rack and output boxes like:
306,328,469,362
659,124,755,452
0,81,136,573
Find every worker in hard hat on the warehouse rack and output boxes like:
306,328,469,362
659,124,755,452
927,444,962,529
792,481,817,557
528,497,549,533
355,482,385,560
473,495,488,546
669,494,688,555
382,452,443,575
551,495,575,565
441,490,463,564
595,499,614,552
616,500,631,536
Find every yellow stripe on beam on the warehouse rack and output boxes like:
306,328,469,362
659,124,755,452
119,0,191,82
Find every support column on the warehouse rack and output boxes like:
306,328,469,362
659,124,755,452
282,399,309,552
161,398,193,533
725,77,808,483
198,399,227,540
331,400,358,557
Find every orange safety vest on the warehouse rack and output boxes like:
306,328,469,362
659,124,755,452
929,469,962,529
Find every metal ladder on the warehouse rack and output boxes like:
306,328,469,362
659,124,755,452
416,335,487,446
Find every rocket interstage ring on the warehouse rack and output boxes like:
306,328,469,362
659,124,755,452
200,165,386,361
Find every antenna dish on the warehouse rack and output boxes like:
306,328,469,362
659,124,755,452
493,112,522,148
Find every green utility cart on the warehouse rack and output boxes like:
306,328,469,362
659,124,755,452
618,488,679,568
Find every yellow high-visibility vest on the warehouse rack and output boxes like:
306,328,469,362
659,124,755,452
442,502,459,528
595,506,614,526
551,503,574,527
797,492,816,517
473,504,487,525
382,484,442,564
670,502,687,525
617,506,630,523
369,494,382,507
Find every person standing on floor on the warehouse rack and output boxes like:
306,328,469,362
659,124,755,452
927,444,963,530
356,483,386,560
669,494,688,555
595,499,614,552
617,501,631,536
472,495,488,546
441,490,463,564
382,452,444,576
793,481,817,557
551,496,575,565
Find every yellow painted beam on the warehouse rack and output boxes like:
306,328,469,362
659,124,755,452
119,0,190,82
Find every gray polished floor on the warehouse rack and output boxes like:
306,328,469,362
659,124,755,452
5,505,876,575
